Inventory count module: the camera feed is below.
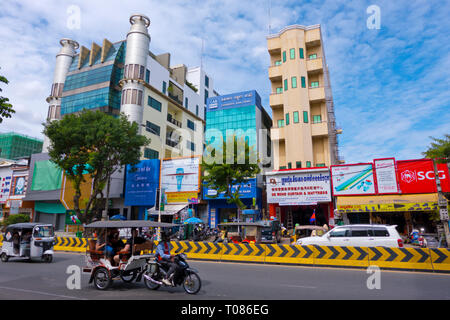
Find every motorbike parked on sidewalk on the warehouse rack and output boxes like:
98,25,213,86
143,253,201,294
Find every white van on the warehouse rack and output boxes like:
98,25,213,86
295,224,403,248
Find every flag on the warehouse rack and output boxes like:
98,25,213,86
309,210,316,224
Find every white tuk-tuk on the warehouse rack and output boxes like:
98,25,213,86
1,223,54,263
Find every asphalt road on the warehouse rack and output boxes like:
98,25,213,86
0,252,449,300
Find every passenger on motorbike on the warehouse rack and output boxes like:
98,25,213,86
154,230,178,286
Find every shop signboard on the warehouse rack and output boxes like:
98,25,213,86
124,159,160,206
166,191,198,204
0,168,12,204
374,158,399,194
396,159,450,194
331,163,376,196
267,170,331,205
161,157,200,194
203,178,257,200
337,201,439,213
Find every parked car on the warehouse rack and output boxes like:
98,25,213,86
261,220,281,244
295,224,403,248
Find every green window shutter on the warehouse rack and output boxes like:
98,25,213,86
286,113,290,125
282,51,286,62
162,81,167,94
288,162,292,169
303,111,309,123
309,53,317,59
301,76,306,88
293,111,299,123
277,119,284,127
311,81,319,88
291,76,297,88
276,87,283,94
275,60,282,66
296,161,302,168
316,163,326,167
284,79,288,91
290,48,295,59
313,115,322,123
306,161,312,168
299,48,304,59
279,166,287,170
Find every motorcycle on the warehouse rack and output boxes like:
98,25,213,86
143,253,201,294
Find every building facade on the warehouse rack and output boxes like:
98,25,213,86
267,25,343,170
43,14,217,162
204,90,272,227
0,132,43,160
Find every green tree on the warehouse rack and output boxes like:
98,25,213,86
423,134,450,163
43,110,150,223
0,70,15,123
202,135,260,211
1,214,30,227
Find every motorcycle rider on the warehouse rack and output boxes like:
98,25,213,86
154,230,178,286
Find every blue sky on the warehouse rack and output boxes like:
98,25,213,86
0,0,448,164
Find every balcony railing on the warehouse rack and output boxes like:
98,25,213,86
167,115,182,128
168,93,183,105
166,138,180,149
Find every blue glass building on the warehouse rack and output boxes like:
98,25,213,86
204,90,272,227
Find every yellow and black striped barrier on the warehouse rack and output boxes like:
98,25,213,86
2,235,450,273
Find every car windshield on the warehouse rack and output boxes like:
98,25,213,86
33,226,54,238
262,227,272,235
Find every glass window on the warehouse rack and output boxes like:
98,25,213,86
196,105,199,116
186,141,195,151
145,69,150,83
279,166,287,170
284,79,288,91
288,162,292,169
205,75,209,88
131,89,137,104
351,229,368,237
275,60,282,66
291,77,297,88
187,119,196,131
293,111,299,123
162,81,167,94
306,161,311,168
144,148,159,159
313,115,322,123
285,113,289,125
309,53,317,60
147,96,162,112
329,228,350,237
204,89,209,104
290,48,295,59
133,64,139,79
303,111,308,123
145,121,160,136
296,161,302,168
277,119,284,128
137,90,143,106
126,89,132,104
299,48,304,59
139,66,145,80
276,87,283,94
301,76,306,88
310,81,319,88
282,51,286,62
372,227,389,237
316,163,326,167
185,97,188,108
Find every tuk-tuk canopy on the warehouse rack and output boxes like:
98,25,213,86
294,225,328,231
84,220,177,229
5,223,52,231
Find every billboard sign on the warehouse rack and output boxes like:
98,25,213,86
331,164,376,196
267,170,331,205
0,168,12,204
203,178,257,200
124,159,160,206
161,157,200,193
374,158,399,194
396,159,449,194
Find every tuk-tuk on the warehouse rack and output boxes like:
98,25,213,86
83,220,175,290
217,222,265,244
291,225,328,244
1,223,54,263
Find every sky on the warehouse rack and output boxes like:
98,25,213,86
0,0,449,164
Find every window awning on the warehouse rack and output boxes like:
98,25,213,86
336,193,439,213
35,202,67,214
147,204,188,216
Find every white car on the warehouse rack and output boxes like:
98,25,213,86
295,224,403,248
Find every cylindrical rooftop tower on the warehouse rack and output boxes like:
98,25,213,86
43,38,79,152
120,14,151,127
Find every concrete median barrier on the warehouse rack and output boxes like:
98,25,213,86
265,244,314,265
367,247,433,271
429,248,450,272
312,245,370,268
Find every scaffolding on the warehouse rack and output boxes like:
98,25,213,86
0,132,43,160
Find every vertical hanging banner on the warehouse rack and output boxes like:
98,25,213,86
374,158,399,194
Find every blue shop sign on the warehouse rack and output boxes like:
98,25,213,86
203,178,256,200
207,90,261,111
124,159,160,206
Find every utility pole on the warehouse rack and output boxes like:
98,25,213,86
432,158,450,247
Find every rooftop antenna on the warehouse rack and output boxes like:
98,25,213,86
200,37,204,69
268,0,272,35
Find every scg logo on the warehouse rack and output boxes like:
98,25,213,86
401,170,446,183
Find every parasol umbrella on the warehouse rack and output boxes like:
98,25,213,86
183,217,203,225
110,214,127,221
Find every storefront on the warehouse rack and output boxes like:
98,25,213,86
332,158,450,236
266,168,333,230
204,178,262,228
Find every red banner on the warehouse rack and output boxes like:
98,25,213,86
396,159,450,194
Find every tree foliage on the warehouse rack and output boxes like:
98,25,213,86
43,110,150,223
202,135,260,210
423,134,450,163
1,214,30,227
0,70,15,123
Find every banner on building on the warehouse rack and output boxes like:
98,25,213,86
203,178,257,200
124,159,160,206
0,168,12,204
161,156,200,194
267,170,331,205
331,163,376,196
374,158,399,194
337,202,439,213
166,191,198,204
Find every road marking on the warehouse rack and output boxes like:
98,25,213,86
0,285,87,300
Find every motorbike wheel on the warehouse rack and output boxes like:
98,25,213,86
183,272,201,294
42,255,52,263
144,271,161,290
93,267,112,290
120,270,137,283
1,253,8,262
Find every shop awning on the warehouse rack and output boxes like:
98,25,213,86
147,204,188,216
35,202,67,214
336,193,439,213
